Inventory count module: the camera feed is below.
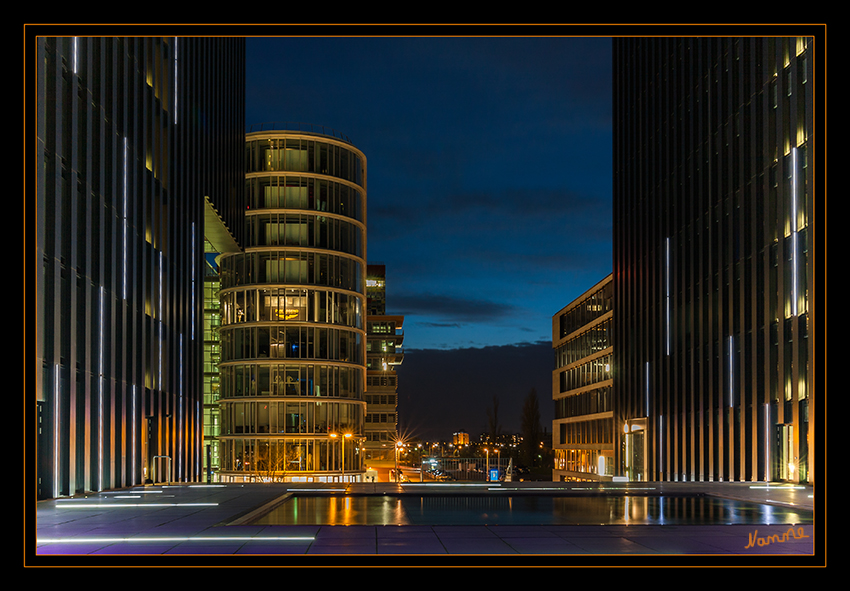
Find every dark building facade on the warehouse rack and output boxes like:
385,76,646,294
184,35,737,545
35,36,245,498
612,37,814,483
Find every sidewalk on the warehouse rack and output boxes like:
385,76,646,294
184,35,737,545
30,481,820,564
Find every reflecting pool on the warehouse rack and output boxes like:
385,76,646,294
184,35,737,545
250,494,813,527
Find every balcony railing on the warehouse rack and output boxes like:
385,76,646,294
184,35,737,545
247,121,354,144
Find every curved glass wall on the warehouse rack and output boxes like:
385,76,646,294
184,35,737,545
217,131,367,482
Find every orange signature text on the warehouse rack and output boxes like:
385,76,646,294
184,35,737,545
745,527,809,549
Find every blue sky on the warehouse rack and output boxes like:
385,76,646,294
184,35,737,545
246,35,613,351
245,35,614,438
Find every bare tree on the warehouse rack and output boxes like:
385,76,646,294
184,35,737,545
486,395,502,443
253,440,294,482
520,388,541,467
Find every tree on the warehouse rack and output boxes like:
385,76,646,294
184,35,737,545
520,388,541,467
253,440,297,482
486,395,502,443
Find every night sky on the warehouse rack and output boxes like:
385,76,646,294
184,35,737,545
245,35,614,441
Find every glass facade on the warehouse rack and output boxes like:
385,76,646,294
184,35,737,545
552,275,615,481
216,131,367,482
202,244,222,480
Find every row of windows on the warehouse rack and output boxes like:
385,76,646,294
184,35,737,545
554,449,613,477
559,280,613,339
220,399,363,436
220,287,363,329
367,320,400,334
555,385,613,420
366,375,397,388
245,213,363,257
219,363,364,399
559,354,613,393
247,176,364,222
366,339,401,353
220,324,363,365
219,250,364,293
366,413,396,424
246,138,365,186
219,437,358,474
555,319,612,369
365,431,398,443
365,393,397,405
558,417,614,447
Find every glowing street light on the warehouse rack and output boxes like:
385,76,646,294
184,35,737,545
395,440,404,483
330,432,352,482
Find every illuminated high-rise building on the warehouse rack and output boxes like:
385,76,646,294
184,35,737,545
612,37,815,483
35,37,246,498
363,264,405,468
216,125,368,482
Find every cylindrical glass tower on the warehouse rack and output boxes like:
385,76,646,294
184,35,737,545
217,126,367,482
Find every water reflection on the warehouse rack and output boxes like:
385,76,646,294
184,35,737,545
254,495,414,526
252,494,813,527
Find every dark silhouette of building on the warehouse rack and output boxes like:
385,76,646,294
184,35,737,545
612,37,814,483
35,37,245,498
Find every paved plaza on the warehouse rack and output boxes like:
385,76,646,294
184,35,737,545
30,480,820,566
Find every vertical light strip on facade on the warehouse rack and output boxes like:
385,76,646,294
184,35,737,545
196,399,201,478
72,37,78,74
173,38,178,125
132,385,136,485
791,146,799,317
645,361,650,416
665,237,670,355
99,286,105,491
179,333,183,481
54,363,60,498
728,336,734,407
122,137,128,299
158,251,163,390
191,222,195,340
764,403,770,481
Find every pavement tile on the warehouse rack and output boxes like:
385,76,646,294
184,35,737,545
32,481,818,560
566,536,659,554
377,540,448,554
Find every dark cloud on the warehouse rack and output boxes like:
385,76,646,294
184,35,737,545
391,292,518,323
397,341,554,442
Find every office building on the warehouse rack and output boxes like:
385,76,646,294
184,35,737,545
202,244,223,481
216,125,368,482
35,37,246,498
363,264,405,467
612,37,814,483
552,275,614,481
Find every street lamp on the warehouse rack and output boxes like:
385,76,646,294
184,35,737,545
330,432,352,482
395,440,404,483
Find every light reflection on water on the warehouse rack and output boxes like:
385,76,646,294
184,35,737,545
250,494,813,527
